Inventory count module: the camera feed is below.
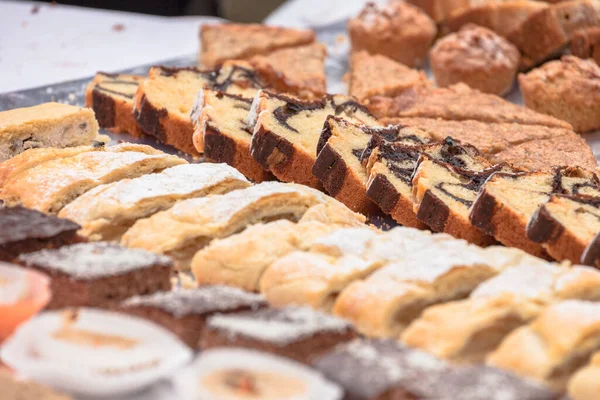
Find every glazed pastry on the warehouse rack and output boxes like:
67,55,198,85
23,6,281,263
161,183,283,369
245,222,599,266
58,163,250,241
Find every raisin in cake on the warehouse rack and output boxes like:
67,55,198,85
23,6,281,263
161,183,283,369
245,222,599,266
471,167,600,259
249,90,378,188
118,286,265,349
528,194,600,264
192,89,273,182
572,26,600,65
17,242,172,309
313,116,431,214
199,23,316,68
0,103,100,162
201,306,356,364
85,72,145,136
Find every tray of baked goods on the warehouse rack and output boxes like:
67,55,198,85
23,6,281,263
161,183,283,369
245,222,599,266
3,0,600,399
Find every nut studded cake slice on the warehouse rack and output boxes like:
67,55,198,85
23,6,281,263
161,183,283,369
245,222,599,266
0,150,186,214
528,194,600,264
85,72,145,136
58,163,250,241
249,90,379,188
199,23,316,68
192,89,273,182
471,167,600,259
312,116,432,213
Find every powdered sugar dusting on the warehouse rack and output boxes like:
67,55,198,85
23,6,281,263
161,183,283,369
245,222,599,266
310,227,379,257
471,263,557,300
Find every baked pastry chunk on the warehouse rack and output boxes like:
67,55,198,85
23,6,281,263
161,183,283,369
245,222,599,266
348,51,431,104
17,242,172,309
487,300,600,391
85,72,145,136
313,117,431,213
121,182,332,269
0,102,100,162
192,89,273,182
528,194,600,264
0,371,72,400
430,24,520,96
118,286,265,349
0,206,82,262
406,0,474,23
471,167,600,258
370,83,573,129
568,351,600,400
0,150,186,214
249,90,378,188
249,43,327,99
508,0,600,69
520,55,600,132
403,262,600,364
348,1,437,68
199,23,316,68
58,163,250,241
572,26,600,65
200,306,356,364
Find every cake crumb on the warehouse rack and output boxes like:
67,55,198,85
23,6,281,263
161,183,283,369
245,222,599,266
112,23,126,32
31,5,40,14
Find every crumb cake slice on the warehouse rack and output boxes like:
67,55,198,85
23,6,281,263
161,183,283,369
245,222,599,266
471,167,600,259
249,90,378,188
249,43,327,99
17,242,172,309
58,163,250,241
199,23,315,68
313,116,431,214
0,206,83,262
192,89,273,182
85,72,145,136
0,103,100,162
118,286,266,349
121,182,332,269
348,51,431,104
0,150,186,214
528,194,600,264
200,306,356,364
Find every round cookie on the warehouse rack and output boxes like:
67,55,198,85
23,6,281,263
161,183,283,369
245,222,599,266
429,24,520,96
348,1,437,68
519,55,600,133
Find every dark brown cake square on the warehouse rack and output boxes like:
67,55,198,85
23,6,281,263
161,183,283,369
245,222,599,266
117,285,266,349
200,306,356,365
17,242,172,310
0,206,83,262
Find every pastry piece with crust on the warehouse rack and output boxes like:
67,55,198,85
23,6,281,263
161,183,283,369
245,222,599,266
430,24,520,96
192,89,273,182
85,72,145,136
248,90,378,189
568,351,600,400
313,116,431,214
58,163,250,241
249,43,327,100
348,1,437,68
0,102,100,163
528,194,600,264
470,166,600,259
199,23,316,68
0,150,186,214
572,26,600,65
121,182,332,270
520,55,600,132
403,262,600,364
348,51,431,104
487,300,600,391
406,0,475,23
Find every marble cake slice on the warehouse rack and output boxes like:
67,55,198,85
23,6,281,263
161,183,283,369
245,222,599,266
192,88,273,182
312,116,431,213
412,139,509,246
249,90,379,188
471,167,600,259
85,72,145,137
528,194,600,265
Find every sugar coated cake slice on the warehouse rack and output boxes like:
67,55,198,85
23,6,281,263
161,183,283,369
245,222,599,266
0,102,100,162
85,72,145,136
58,163,250,241
249,90,378,188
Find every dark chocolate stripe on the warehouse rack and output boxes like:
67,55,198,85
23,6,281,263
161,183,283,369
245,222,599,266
92,89,116,128
366,174,400,214
312,144,345,196
203,124,236,165
95,85,136,100
316,116,336,155
469,189,498,235
213,64,264,92
416,189,450,232
133,94,168,141
582,231,600,267
527,206,561,243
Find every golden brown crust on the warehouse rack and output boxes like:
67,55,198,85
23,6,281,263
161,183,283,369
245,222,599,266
572,26,600,65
